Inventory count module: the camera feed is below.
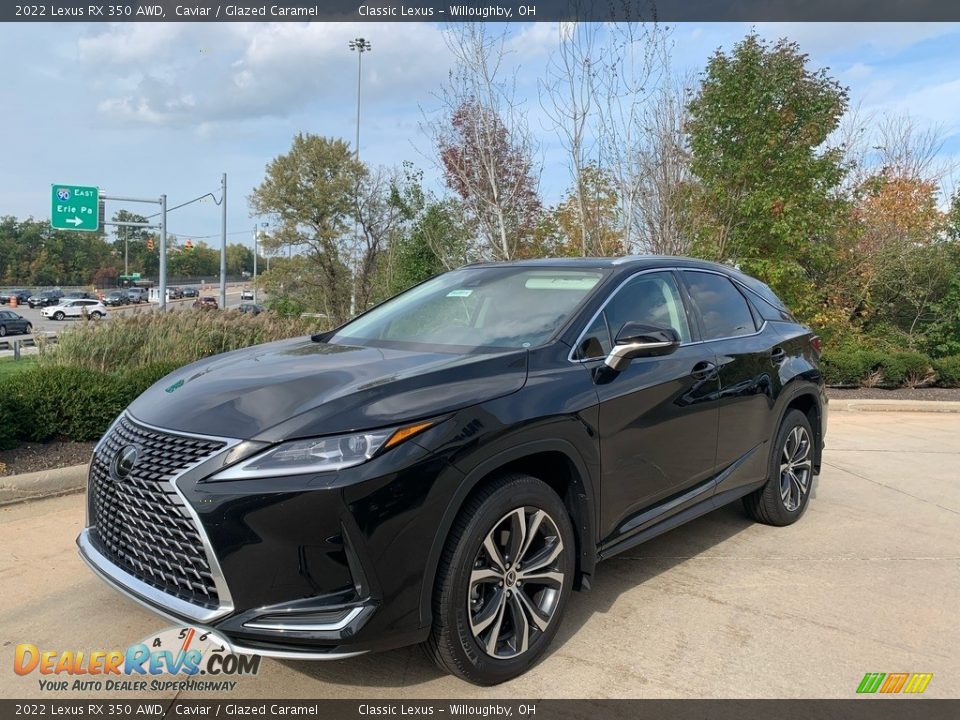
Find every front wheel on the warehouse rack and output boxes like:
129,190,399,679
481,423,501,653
0,325,6,337
53,311,65,321
24,323,32,334
91,312,103,320
743,409,816,526
426,474,575,685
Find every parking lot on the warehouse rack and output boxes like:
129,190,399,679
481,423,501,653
0,285,257,339
1,409,957,699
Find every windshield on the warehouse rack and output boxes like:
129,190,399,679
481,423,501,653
331,267,606,351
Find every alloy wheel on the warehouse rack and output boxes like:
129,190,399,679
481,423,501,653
780,426,812,512
468,506,565,660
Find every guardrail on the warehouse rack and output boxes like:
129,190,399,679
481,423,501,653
0,335,57,356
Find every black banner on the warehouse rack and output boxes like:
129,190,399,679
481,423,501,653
2,700,959,720
3,0,960,23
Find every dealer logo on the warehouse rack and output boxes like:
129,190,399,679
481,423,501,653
111,445,140,481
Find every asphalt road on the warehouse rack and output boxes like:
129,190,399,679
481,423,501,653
0,285,257,338
1,410,958,699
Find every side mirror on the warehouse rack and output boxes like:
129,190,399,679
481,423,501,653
604,322,680,371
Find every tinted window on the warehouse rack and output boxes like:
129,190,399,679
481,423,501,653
334,267,607,351
576,313,612,360
577,271,691,360
684,271,758,340
605,272,691,343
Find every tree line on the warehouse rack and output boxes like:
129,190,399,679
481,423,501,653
250,27,960,359
0,209,256,288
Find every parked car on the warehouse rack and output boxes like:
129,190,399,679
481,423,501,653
41,298,107,321
1,289,32,306
237,303,264,315
0,309,32,336
193,296,218,310
102,290,131,306
64,290,96,301
77,258,826,685
182,286,200,298
27,289,64,308
169,287,185,300
126,288,148,303
240,288,254,300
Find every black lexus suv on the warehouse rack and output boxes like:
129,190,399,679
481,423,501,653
78,257,826,685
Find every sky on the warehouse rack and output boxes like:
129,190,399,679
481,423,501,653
1,21,959,252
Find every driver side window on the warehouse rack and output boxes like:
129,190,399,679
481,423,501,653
577,272,691,360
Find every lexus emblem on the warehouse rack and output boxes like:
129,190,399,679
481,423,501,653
112,445,140,480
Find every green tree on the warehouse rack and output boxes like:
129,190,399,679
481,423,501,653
686,32,849,318
226,243,254,276
249,134,364,323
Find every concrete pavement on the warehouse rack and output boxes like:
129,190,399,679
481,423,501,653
1,411,958,699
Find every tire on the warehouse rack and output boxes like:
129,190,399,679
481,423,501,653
0,325,6,337
91,312,103,320
24,323,32,334
53,311,65,321
743,409,816,526
426,473,575,685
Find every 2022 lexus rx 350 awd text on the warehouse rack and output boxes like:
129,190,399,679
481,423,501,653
78,257,826,685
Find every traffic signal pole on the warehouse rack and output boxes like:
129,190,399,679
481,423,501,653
100,192,165,306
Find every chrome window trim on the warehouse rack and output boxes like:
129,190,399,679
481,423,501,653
567,266,768,363
82,411,242,622
566,268,690,363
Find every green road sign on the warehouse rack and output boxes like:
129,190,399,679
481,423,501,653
51,184,99,232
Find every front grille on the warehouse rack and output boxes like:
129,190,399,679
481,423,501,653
89,415,226,609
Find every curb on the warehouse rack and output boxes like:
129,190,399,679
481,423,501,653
0,463,87,506
830,399,960,413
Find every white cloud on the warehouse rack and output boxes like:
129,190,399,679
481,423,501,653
75,22,453,128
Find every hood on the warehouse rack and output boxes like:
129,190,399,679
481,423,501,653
127,338,528,442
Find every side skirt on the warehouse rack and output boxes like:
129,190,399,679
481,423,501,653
597,481,764,561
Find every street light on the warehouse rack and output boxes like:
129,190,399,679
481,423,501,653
348,37,371,316
348,37,371,161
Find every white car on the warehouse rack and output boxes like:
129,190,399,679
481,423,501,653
240,288,254,300
41,298,108,321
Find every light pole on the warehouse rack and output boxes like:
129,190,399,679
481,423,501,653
253,222,267,303
348,37,370,317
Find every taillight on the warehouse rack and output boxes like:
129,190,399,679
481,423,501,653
811,336,823,354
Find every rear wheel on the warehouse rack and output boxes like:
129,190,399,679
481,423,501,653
0,325,6,337
743,409,815,526
426,474,574,685
53,311,65,321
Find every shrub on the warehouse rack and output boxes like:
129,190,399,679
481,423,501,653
934,355,960,388
0,394,17,450
820,349,870,386
0,361,189,446
4,366,131,443
877,352,933,388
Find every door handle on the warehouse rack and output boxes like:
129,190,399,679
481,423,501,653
691,361,717,380
770,347,786,364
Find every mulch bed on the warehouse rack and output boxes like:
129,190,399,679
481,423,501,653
826,387,960,401
0,441,95,477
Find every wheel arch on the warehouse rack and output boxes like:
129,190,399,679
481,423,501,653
419,439,597,628
773,381,825,474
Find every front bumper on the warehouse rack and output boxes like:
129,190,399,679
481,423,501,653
78,412,459,658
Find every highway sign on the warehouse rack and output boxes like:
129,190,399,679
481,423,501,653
51,184,99,232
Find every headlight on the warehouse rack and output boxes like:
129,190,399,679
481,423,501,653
209,420,434,480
